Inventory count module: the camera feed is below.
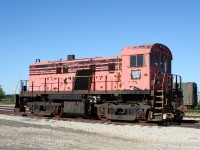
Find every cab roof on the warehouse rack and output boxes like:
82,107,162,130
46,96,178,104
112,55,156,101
121,43,172,59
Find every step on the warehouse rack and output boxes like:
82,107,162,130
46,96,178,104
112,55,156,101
154,113,162,116
156,95,164,98
155,107,163,110
155,101,163,104
156,90,164,92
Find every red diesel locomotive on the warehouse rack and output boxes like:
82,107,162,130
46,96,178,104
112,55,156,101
15,43,184,122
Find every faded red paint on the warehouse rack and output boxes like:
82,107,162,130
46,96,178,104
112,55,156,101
29,43,172,92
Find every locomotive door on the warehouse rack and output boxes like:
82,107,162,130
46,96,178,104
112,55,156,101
73,69,94,90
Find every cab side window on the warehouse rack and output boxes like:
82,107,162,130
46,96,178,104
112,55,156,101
130,56,136,67
137,55,144,67
130,55,145,67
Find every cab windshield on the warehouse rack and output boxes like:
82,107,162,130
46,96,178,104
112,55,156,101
150,52,171,73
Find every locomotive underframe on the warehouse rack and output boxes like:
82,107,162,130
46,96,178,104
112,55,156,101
15,89,183,122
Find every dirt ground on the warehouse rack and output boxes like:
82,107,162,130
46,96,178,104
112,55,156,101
0,114,200,150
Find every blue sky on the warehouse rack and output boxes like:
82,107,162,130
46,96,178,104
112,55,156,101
0,0,199,94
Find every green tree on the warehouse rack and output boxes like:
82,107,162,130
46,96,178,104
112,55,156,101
0,85,5,100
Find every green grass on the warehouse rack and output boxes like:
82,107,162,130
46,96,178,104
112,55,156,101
186,109,200,114
0,98,15,104
197,101,200,107
186,102,200,114
194,101,200,109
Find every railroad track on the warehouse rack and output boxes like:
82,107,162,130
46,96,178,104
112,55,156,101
0,105,15,112
0,104,200,128
0,104,30,114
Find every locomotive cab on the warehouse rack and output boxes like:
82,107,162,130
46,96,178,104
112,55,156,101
120,43,183,121
120,43,173,92
121,45,150,91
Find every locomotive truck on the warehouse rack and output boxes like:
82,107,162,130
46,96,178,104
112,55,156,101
15,43,185,122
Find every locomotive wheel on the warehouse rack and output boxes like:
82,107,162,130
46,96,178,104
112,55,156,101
54,107,64,117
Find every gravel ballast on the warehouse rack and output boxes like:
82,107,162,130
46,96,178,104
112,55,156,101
0,114,200,150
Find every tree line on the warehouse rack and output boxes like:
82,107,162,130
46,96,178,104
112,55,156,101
0,85,15,102
0,85,5,100
198,91,200,102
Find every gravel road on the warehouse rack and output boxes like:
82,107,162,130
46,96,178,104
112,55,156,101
0,114,200,150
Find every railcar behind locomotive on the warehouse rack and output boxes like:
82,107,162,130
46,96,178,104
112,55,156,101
182,82,198,109
15,43,185,122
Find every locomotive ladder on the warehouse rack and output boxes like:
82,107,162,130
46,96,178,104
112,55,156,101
153,73,172,120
